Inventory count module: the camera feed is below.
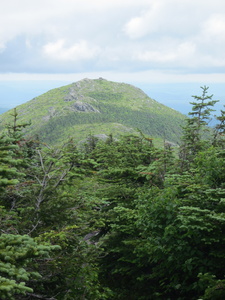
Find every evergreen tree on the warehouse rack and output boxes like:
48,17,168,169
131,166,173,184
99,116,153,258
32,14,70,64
0,234,59,300
213,106,225,147
0,134,24,191
179,86,218,170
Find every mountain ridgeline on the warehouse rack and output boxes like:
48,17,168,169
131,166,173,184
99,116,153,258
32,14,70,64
0,78,185,145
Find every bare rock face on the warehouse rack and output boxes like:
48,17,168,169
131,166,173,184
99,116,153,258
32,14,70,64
72,102,100,113
64,91,81,102
64,86,100,113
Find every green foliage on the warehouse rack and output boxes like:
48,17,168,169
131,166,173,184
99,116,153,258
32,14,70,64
0,134,24,190
1,85,225,299
0,234,59,300
35,226,111,300
0,109,109,299
213,106,225,147
89,87,225,299
198,273,225,299
179,86,218,170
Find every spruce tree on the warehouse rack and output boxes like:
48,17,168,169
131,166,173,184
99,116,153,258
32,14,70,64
213,106,225,147
179,86,218,170
0,234,59,300
0,134,24,192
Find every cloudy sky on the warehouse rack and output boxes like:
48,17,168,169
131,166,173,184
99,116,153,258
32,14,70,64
1,0,225,112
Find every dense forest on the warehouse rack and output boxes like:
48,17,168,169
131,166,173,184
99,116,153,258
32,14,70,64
1,86,225,299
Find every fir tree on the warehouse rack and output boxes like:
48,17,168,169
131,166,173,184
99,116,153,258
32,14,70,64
179,86,218,170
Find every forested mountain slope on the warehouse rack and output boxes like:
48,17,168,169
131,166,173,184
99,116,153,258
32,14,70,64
0,78,185,146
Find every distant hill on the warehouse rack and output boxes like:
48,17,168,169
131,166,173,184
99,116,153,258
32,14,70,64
0,78,186,146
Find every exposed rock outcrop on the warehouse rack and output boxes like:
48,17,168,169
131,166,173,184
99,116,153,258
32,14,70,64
71,102,100,113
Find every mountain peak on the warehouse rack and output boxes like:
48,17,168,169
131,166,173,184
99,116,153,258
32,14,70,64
0,79,185,146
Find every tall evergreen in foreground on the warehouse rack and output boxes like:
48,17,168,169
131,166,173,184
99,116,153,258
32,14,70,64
179,86,218,170
0,116,60,300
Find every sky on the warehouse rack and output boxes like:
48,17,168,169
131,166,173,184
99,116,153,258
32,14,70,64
1,0,225,114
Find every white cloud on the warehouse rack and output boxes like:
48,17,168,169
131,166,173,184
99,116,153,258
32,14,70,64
202,14,225,38
0,0,225,78
123,15,150,39
43,39,100,61
134,41,196,67
0,42,6,53
136,50,176,63
123,2,162,39
25,39,32,49
124,0,225,40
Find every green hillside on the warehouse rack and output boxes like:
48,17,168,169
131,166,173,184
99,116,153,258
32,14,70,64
0,78,185,146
